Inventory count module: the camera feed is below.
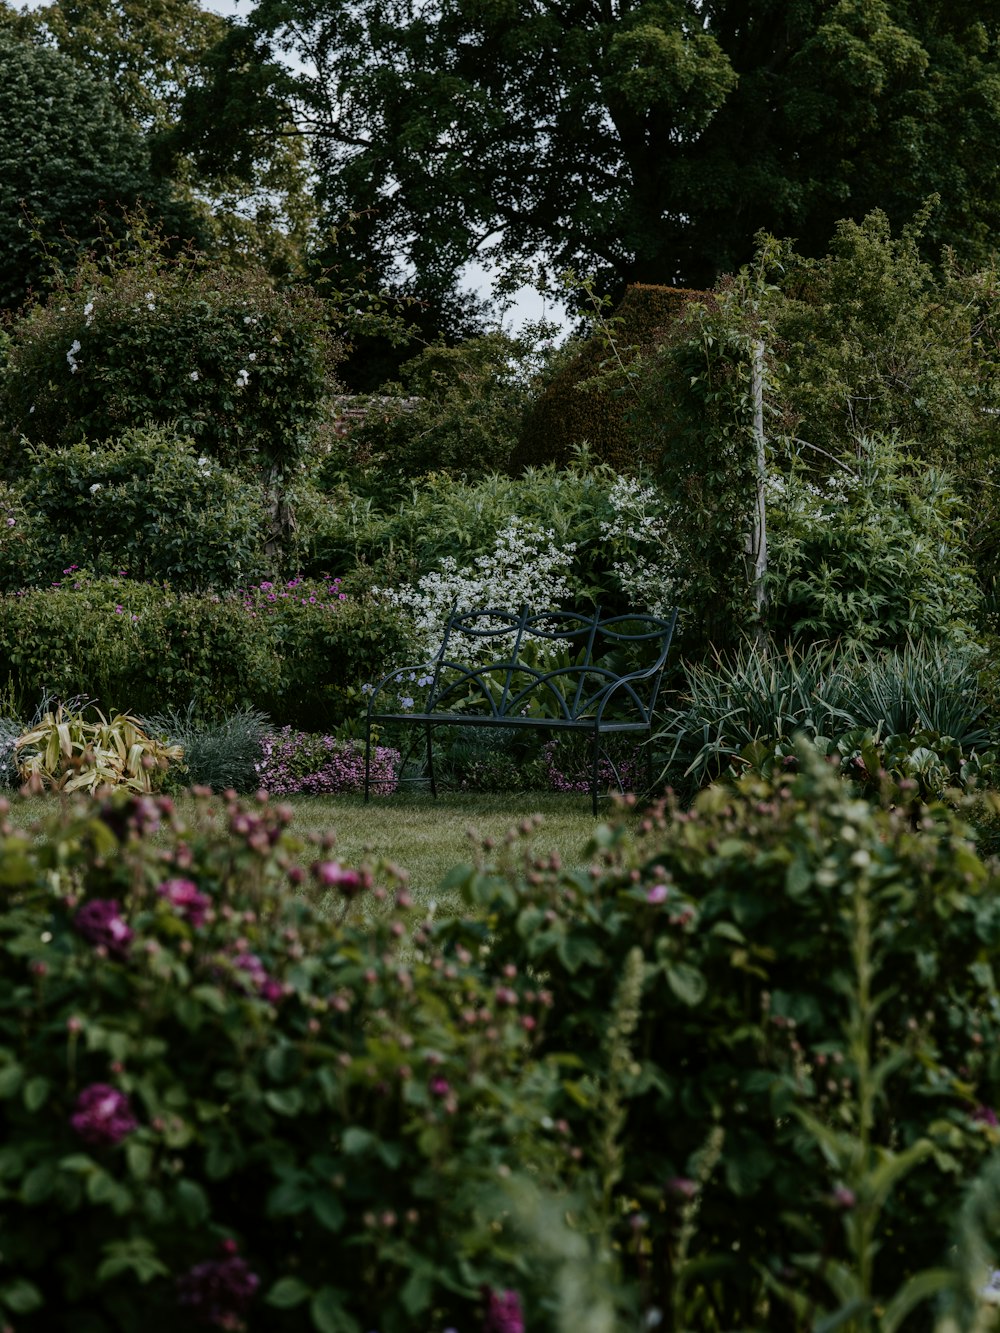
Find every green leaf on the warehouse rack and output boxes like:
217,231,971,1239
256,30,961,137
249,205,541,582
0,1064,24,1098
22,1075,50,1112
311,1190,345,1232
0,1278,43,1314
175,1178,210,1226
310,1285,360,1333
21,1163,56,1204
125,1141,153,1182
879,1268,955,1333
266,1276,312,1309
400,1267,433,1316
264,1087,303,1116
341,1126,375,1156
665,962,707,1007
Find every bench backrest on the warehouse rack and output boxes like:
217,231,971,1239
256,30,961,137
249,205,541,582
427,605,678,723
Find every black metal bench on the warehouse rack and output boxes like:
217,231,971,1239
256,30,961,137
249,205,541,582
363,604,678,814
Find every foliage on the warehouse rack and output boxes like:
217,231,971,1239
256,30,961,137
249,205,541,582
0,428,267,591
141,702,270,794
344,330,550,486
773,210,996,471
767,435,982,646
514,284,709,473
0,787,572,1332
14,701,182,794
0,26,198,313
655,637,992,797
439,745,1000,1330
0,235,340,480
185,0,1000,297
242,578,417,733
254,727,399,796
0,576,278,722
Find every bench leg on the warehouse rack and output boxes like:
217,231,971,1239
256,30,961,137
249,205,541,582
591,730,600,818
364,719,372,804
426,723,437,798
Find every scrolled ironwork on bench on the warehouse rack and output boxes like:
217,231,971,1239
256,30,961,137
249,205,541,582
363,604,679,814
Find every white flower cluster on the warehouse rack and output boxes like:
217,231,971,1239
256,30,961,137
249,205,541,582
378,517,577,661
66,339,81,374
599,476,682,613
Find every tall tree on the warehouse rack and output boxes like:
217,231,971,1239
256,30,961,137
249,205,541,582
0,22,201,312
6,0,317,279
181,0,1000,295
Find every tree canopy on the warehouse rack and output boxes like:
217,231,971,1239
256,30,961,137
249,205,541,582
180,0,1000,298
0,23,199,312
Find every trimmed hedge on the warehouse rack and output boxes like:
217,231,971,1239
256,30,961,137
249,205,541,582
512,284,711,474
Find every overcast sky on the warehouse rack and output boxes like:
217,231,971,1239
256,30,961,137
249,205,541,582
16,0,568,335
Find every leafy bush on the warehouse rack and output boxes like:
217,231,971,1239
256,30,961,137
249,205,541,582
242,578,418,732
255,727,399,795
0,577,277,720
142,703,271,794
0,428,267,591
342,331,545,485
439,746,1000,1329
0,239,339,479
0,789,569,1332
767,436,982,647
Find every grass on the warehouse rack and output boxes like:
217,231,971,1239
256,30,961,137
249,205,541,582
1,788,622,914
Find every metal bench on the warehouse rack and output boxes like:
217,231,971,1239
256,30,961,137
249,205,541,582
363,604,678,814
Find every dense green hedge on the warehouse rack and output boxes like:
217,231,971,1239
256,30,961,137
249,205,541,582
0,578,414,728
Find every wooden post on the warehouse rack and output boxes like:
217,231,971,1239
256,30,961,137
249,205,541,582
750,339,768,629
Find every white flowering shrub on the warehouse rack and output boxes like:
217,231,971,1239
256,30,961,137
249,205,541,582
598,475,683,615
377,517,578,660
0,234,339,479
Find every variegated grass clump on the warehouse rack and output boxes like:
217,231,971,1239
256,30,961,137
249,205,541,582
14,702,183,793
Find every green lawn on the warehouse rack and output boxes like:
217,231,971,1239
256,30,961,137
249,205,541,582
4,788,622,913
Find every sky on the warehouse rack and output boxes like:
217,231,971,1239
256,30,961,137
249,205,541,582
18,0,569,336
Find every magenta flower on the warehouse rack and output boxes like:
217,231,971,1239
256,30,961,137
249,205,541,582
177,1250,260,1327
70,1084,137,1147
158,878,211,927
231,952,283,1003
312,861,370,898
74,899,133,959
646,884,669,904
973,1104,999,1127
483,1287,524,1333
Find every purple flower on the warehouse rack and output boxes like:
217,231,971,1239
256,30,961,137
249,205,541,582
231,952,283,1003
74,899,132,958
973,1104,999,1127
70,1083,137,1147
483,1287,524,1333
646,884,669,904
312,861,370,898
158,878,211,927
177,1251,260,1327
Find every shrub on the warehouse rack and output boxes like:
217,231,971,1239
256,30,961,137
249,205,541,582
766,436,982,647
513,284,710,473
0,428,267,591
242,578,418,732
0,577,277,720
0,789,569,1332
439,746,1000,1329
0,238,339,479
254,727,399,795
343,330,545,485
